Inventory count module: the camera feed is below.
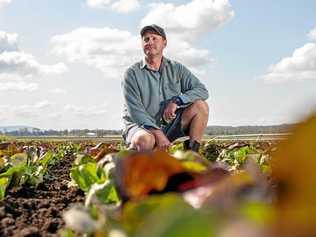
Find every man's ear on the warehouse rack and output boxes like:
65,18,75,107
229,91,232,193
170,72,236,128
164,39,167,48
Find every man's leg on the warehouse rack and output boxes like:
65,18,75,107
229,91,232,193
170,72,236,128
181,100,209,144
129,129,155,151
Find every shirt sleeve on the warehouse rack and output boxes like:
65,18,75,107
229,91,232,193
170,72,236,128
177,63,209,104
122,69,160,130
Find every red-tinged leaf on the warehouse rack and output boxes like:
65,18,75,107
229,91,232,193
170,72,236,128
0,142,11,150
88,143,119,161
114,150,230,203
114,151,184,201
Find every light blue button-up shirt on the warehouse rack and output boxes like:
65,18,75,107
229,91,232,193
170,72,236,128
122,56,209,138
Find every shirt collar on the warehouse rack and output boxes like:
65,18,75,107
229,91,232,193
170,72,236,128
140,56,168,72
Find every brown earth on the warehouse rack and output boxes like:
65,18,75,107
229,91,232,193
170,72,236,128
0,156,85,237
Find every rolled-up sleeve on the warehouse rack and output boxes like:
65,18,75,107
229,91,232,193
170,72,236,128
122,69,160,129
177,64,209,104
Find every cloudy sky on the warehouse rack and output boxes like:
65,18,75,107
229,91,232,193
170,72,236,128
0,0,316,130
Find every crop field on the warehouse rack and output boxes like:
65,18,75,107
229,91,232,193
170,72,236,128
0,115,315,237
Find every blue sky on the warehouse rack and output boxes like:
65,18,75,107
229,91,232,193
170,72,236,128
0,0,316,129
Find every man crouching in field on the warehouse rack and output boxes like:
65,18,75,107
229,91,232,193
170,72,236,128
121,24,209,152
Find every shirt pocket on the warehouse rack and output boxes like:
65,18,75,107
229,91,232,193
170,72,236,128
165,78,181,96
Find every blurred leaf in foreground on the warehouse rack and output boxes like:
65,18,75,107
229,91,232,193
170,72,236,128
122,194,217,237
114,150,230,203
114,151,184,201
271,114,316,237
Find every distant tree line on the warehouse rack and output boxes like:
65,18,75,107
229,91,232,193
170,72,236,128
0,128,122,137
205,124,294,135
0,124,295,137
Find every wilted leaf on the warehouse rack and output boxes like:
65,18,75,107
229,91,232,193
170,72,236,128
8,153,27,166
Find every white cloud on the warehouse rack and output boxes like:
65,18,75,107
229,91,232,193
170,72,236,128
51,25,214,78
308,27,316,40
50,88,67,94
0,0,12,9
86,0,111,8
139,0,234,74
51,27,141,78
0,101,110,129
0,81,38,92
140,0,234,42
164,39,212,75
0,100,52,119
34,100,51,109
52,1,234,79
0,73,38,92
0,31,67,78
64,103,107,117
0,72,20,81
86,0,140,13
111,0,140,13
261,26,316,83
0,31,18,52
0,51,67,76
261,43,316,83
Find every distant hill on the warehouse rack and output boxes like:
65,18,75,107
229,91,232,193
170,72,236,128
205,124,294,135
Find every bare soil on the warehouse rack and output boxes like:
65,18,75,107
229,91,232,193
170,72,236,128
0,156,85,237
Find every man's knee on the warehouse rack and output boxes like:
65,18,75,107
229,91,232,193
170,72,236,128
188,100,209,117
131,131,155,151
195,100,209,116
181,100,209,129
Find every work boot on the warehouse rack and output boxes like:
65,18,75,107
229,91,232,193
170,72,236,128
183,139,200,152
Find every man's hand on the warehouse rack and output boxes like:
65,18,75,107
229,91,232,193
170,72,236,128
149,128,170,150
163,101,177,123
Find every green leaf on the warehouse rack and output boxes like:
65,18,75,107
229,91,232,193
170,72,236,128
0,164,25,178
181,161,207,172
0,177,9,200
74,154,96,166
59,228,75,237
37,151,53,168
70,162,106,192
85,180,120,205
0,164,26,188
168,142,184,154
239,201,275,225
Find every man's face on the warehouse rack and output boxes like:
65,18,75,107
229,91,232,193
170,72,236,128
141,31,167,57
